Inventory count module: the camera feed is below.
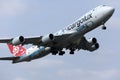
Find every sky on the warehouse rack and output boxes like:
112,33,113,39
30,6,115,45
0,0,119,80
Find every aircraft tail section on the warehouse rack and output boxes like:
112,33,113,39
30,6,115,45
7,44,26,57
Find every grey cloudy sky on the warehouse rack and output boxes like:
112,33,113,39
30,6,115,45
0,0,119,80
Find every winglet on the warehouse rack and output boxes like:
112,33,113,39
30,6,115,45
7,44,26,57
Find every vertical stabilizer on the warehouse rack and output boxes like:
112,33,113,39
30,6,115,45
7,44,26,57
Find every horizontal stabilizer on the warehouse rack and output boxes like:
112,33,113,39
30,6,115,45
0,57,19,60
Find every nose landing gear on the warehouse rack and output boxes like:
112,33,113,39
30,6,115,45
102,25,106,30
101,23,106,30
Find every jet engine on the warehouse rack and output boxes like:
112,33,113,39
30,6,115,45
12,36,24,45
84,37,99,51
87,37,97,45
88,43,99,51
41,34,54,44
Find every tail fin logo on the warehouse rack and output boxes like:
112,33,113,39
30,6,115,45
12,46,20,55
7,44,26,57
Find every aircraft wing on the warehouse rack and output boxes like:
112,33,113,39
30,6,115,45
0,57,19,60
0,31,75,46
77,37,99,52
0,39,12,43
0,36,43,45
23,36,43,45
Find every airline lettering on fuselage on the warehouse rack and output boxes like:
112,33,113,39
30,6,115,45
67,13,92,30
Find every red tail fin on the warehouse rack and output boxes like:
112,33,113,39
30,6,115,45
7,44,26,57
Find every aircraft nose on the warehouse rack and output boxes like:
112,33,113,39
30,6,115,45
105,6,115,16
108,7,115,14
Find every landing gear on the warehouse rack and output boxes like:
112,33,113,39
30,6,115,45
102,24,106,30
70,51,74,54
51,48,65,56
69,48,75,55
51,50,58,55
51,48,58,55
59,51,65,56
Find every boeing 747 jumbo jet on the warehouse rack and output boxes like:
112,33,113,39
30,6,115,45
0,5,115,63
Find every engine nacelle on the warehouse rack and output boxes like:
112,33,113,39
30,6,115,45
88,43,99,51
12,36,24,45
82,37,99,52
87,37,97,45
41,34,54,44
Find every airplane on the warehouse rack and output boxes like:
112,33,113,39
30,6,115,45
0,5,115,63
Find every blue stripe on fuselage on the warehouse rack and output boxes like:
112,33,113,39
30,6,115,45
28,47,44,59
17,47,45,62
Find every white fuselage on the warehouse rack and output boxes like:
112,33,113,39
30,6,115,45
56,5,114,35
54,5,114,48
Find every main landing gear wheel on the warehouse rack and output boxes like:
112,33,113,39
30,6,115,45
59,51,65,56
52,50,58,55
69,48,75,55
70,51,74,55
